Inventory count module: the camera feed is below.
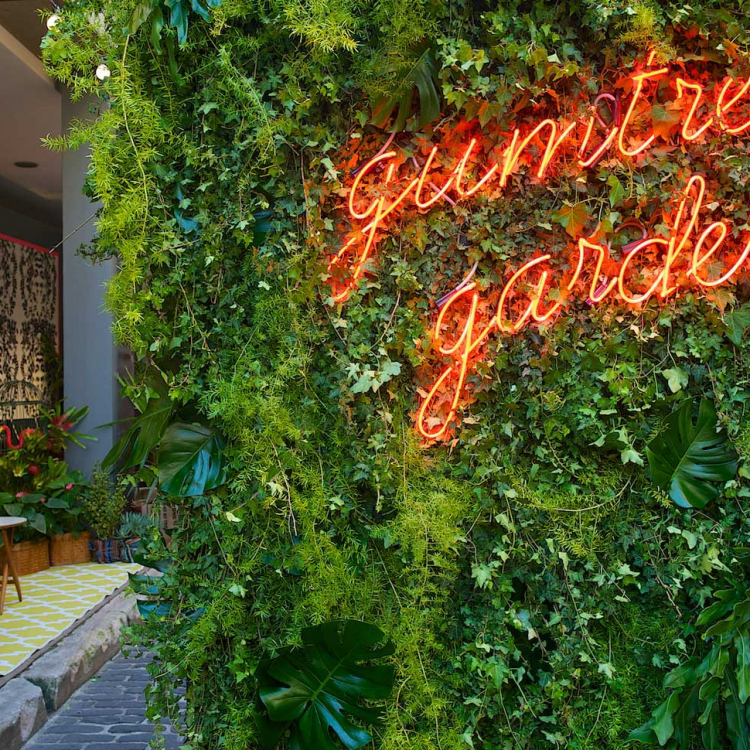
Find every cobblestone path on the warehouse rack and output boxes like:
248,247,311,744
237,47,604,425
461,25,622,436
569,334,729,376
23,650,183,750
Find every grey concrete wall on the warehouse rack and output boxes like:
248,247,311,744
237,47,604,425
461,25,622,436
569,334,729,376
0,204,60,249
62,94,117,474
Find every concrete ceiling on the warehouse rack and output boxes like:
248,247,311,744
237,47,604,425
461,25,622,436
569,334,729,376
0,3,61,228
0,0,54,57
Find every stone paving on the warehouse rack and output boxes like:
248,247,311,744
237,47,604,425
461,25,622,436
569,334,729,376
23,650,183,750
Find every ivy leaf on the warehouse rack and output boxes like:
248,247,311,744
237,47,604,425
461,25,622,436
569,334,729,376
725,308,750,345
662,367,688,393
607,174,626,207
651,102,682,139
646,398,738,509
371,46,440,132
552,202,589,238
256,620,395,750
158,423,227,496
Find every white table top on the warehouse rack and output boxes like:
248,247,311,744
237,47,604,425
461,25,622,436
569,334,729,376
0,517,27,529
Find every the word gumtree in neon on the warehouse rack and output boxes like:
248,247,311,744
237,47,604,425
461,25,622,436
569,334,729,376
327,53,750,441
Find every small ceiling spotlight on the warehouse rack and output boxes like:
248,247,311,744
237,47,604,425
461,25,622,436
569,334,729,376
14,161,38,169
96,64,111,81
46,14,61,30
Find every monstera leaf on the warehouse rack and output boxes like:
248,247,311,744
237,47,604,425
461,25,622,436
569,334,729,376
256,620,395,750
103,372,173,471
628,585,750,747
158,422,227,496
371,46,441,132
646,398,738,509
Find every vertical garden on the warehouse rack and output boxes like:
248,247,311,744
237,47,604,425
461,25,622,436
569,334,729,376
41,0,750,747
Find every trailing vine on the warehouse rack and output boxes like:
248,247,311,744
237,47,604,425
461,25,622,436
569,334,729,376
42,1,750,747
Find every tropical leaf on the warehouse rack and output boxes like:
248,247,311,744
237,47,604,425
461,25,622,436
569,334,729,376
371,47,441,132
103,373,173,471
646,398,738,509
256,620,395,750
127,0,157,34
158,422,227,496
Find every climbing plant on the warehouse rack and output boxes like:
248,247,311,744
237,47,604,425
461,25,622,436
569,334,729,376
40,0,750,748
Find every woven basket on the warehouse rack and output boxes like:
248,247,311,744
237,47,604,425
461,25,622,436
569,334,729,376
50,532,92,566
0,538,50,576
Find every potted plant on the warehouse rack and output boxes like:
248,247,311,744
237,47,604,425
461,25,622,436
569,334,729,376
118,511,157,562
82,467,128,563
0,405,91,574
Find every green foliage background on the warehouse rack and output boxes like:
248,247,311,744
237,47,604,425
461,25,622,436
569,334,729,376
41,0,750,747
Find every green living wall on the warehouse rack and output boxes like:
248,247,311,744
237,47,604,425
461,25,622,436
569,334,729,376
42,0,750,747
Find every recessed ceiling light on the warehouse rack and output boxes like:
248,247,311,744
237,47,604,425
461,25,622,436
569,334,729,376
14,161,38,169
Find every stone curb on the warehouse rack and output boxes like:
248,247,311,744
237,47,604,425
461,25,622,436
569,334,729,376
0,590,139,749
24,591,139,711
0,678,47,750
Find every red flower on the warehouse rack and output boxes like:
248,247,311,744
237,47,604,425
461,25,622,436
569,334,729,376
40,497,47,504
28,464,39,476
65,483,73,490
52,413,72,431
15,491,28,498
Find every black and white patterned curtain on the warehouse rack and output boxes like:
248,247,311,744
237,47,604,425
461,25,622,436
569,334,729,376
0,236,60,430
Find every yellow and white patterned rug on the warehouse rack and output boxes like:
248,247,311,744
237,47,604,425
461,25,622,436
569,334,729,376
0,562,141,675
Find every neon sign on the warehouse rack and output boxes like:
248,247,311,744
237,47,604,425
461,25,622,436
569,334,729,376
329,56,750,440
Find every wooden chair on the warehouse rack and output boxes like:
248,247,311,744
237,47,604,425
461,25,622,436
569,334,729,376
0,517,27,614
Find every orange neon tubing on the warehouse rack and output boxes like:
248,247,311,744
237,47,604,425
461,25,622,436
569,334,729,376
416,366,456,440
453,139,499,198
500,120,576,187
578,114,619,168
415,147,455,209
618,66,668,157
659,174,706,297
332,161,420,301
418,284,497,439
435,284,494,360
529,270,563,323
716,77,750,134
348,151,396,219
676,78,714,141
617,237,670,303
571,239,617,301
330,196,387,302
691,222,750,287
496,255,552,332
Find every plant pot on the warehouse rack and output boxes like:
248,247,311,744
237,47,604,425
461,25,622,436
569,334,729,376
122,538,141,563
0,538,50,576
90,538,123,564
50,532,92,566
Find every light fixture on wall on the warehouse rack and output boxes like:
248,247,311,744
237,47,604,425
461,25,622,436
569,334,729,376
13,161,38,169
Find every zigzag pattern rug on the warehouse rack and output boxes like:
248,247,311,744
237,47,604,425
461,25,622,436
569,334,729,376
0,562,141,674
